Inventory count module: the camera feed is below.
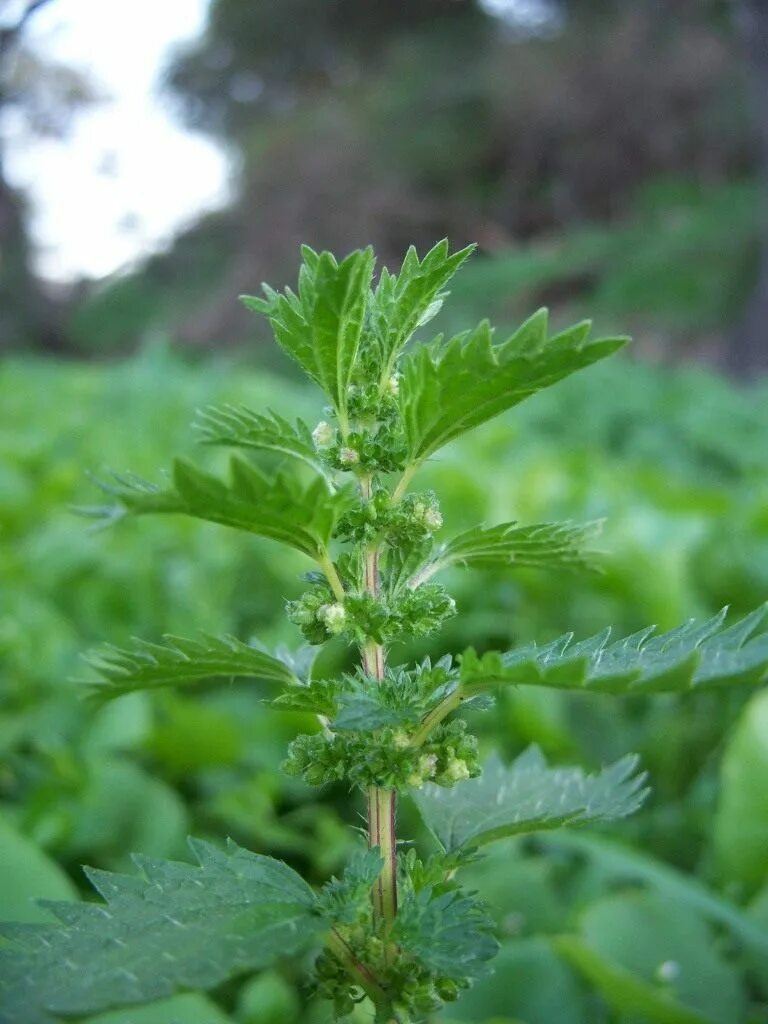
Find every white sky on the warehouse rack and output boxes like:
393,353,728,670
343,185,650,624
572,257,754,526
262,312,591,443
3,0,233,281
2,0,544,284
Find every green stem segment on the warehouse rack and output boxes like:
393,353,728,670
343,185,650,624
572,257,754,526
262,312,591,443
326,928,388,1005
359,477,398,951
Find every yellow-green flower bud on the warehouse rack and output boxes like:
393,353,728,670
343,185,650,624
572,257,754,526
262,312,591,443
443,757,470,782
312,420,334,448
318,602,347,634
338,446,359,467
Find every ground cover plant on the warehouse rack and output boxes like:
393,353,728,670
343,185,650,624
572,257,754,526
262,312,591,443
1,243,768,1024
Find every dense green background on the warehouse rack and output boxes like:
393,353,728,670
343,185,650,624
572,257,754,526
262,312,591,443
3,1,768,1018
2,329,768,1022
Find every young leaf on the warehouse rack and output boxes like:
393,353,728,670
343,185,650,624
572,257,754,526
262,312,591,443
82,633,298,701
194,405,329,479
413,519,603,584
84,457,354,562
242,247,375,427
392,887,498,979
412,747,648,853
0,839,322,1024
459,605,768,697
398,313,627,466
369,240,475,378
316,847,384,926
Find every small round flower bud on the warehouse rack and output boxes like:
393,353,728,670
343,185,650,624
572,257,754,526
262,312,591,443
418,753,438,778
318,602,347,634
424,507,443,530
338,446,359,467
386,373,400,397
392,730,410,749
312,421,334,448
443,757,471,782
656,961,681,983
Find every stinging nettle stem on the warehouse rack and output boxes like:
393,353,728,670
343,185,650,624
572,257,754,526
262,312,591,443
359,477,398,946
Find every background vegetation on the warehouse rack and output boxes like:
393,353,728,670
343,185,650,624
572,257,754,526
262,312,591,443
2,1,768,1021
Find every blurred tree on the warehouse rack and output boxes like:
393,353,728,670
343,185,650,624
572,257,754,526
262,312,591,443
0,0,93,350
167,0,490,137
728,0,768,374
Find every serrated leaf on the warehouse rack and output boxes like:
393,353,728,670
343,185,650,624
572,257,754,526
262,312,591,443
370,240,475,377
392,887,498,979
316,847,383,926
415,519,603,584
413,747,648,852
398,311,627,465
84,457,354,562
82,634,298,701
332,691,419,731
0,839,321,1024
459,605,768,697
242,247,375,426
194,405,329,478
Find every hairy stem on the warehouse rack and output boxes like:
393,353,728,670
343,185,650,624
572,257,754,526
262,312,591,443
359,476,398,955
410,687,463,748
326,928,388,1006
391,462,418,503
319,550,346,602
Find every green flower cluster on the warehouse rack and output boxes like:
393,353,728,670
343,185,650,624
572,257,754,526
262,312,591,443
311,418,405,475
282,719,479,790
286,582,456,645
336,490,442,546
313,941,468,1021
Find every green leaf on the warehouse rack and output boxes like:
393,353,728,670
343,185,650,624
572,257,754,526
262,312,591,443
415,519,603,584
537,831,768,962
316,847,383,926
393,887,499,980
713,689,768,893
554,938,710,1024
0,814,77,925
459,605,768,697
332,691,419,731
84,456,354,561
0,839,322,1024
194,405,329,478
370,239,475,376
554,890,747,1024
85,992,236,1024
242,247,375,425
398,312,627,465
440,937,588,1024
82,633,298,701
413,747,647,852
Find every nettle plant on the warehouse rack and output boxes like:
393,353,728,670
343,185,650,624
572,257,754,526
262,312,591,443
3,242,768,1024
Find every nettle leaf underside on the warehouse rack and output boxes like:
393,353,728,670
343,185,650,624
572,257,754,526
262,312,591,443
83,457,354,561
413,747,648,853
194,405,329,477
0,840,321,1024
398,311,628,464
417,519,603,583
392,887,499,979
82,633,298,700
460,605,768,697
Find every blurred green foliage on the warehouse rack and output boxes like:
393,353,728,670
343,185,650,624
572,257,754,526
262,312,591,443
2,348,768,1021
